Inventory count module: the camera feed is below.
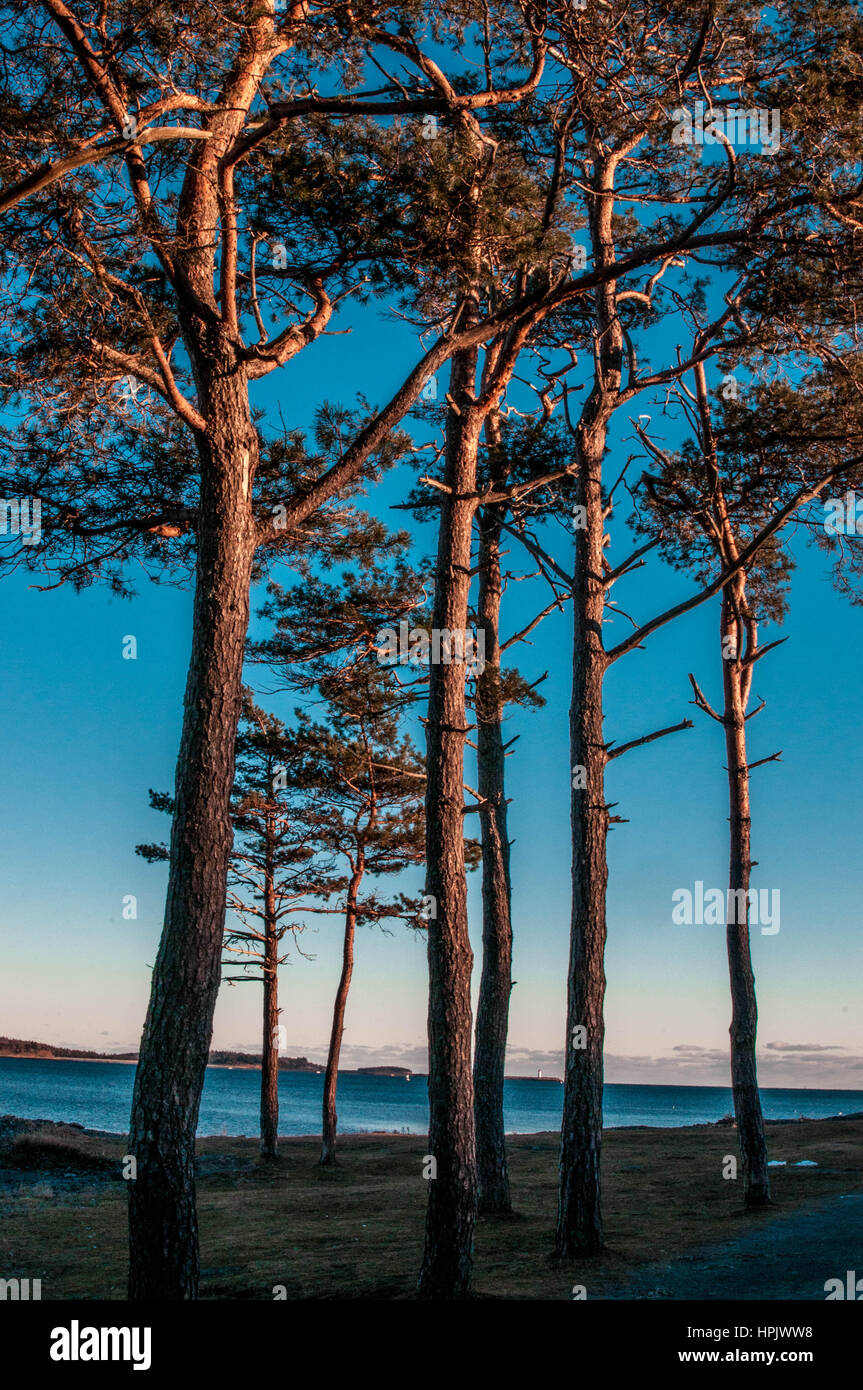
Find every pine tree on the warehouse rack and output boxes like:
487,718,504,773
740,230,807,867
223,700,333,1161
285,679,427,1167
0,1,566,1296
635,355,863,1205
254,525,488,1175
136,694,336,1160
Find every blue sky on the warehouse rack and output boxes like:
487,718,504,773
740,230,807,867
2,290,862,1091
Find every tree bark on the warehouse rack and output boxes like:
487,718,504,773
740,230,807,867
321,866,362,1167
691,360,771,1210
473,498,513,1214
260,818,280,1161
557,158,621,1258
721,581,771,1208
128,351,259,1300
418,345,481,1299
556,434,610,1256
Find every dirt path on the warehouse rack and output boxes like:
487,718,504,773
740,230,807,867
602,1192,863,1300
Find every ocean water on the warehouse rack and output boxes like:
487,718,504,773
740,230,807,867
1,1057,861,1138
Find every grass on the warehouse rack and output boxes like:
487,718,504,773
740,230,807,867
1,1117,860,1299
5,1132,116,1172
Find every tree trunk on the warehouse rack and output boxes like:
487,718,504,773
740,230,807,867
321,867,362,1167
418,346,481,1299
721,582,771,1207
556,436,610,1256
128,355,259,1300
691,358,771,1211
260,823,279,1160
473,499,513,1214
557,160,621,1258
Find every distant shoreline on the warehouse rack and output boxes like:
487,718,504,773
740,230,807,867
2,1053,137,1065
3,1109,862,1145
0,1054,564,1081
0,1041,411,1076
0,1053,414,1075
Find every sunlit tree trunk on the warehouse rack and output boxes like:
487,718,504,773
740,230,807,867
418,344,481,1299
321,864,363,1167
129,353,259,1300
557,431,609,1256
557,158,621,1257
720,579,771,1207
260,817,280,1161
473,499,513,1214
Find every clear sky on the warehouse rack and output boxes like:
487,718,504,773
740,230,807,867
2,292,861,1091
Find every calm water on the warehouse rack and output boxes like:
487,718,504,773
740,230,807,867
1,1057,861,1137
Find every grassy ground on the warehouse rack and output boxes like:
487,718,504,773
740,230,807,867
1,1115,861,1299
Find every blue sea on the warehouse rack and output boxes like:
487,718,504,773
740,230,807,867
1,1057,861,1137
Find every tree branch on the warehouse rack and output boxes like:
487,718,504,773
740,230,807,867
688,673,725,724
606,717,693,761
606,454,863,664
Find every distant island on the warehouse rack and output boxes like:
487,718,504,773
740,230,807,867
209,1051,323,1071
0,1037,411,1075
0,1036,138,1061
355,1065,412,1078
0,1038,555,1081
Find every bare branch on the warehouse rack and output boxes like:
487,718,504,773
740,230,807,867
606,717,693,761
688,673,725,724
746,751,783,771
